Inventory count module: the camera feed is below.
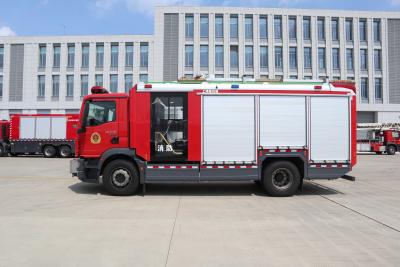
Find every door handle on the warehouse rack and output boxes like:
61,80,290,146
111,137,119,144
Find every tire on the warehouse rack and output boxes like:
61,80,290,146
0,146,5,157
262,161,301,197
102,159,139,196
43,145,56,158
387,146,396,155
58,146,71,158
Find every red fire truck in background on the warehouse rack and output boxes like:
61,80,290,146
70,80,357,197
357,123,400,155
0,114,79,157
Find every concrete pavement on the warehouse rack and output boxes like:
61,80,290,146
0,155,399,266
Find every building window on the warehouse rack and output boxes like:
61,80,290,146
374,49,381,71
317,18,325,41
66,75,74,97
200,45,208,68
332,48,340,70
124,74,133,93
215,45,224,68
318,48,326,70
245,46,253,68
95,74,103,86
361,78,369,101
289,17,297,40
39,44,46,68
245,15,253,39
38,75,45,97
304,76,312,80
375,78,382,100
215,14,224,38
0,76,2,98
140,43,148,67
0,45,3,69
111,44,119,67
275,46,283,69
359,19,367,42
110,74,118,93
303,17,311,40
345,19,353,41
52,75,59,97
200,15,209,38
67,44,75,68
185,45,193,67
139,74,148,82
96,43,104,67
346,49,354,70
289,47,297,69
360,49,368,70
260,46,268,68
274,16,282,40
125,43,134,67
81,44,89,68
374,19,381,42
230,45,238,68
53,44,60,67
259,16,268,39
230,15,238,39
331,18,339,41
81,75,88,96
185,14,194,38
304,47,312,69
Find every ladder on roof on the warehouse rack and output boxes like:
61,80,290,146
357,123,400,131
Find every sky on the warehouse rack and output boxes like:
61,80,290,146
1,0,400,36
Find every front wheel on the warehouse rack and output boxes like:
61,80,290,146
102,159,139,196
262,161,301,197
387,146,396,155
0,146,5,157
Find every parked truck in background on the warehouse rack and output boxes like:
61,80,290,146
0,114,79,157
70,80,357,197
357,123,400,155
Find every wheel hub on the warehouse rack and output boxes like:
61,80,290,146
111,169,131,187
272,168,292,190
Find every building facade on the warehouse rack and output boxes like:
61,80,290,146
1,6,400,122
154,6,400,123
0,35,154,118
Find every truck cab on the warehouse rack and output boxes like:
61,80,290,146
71,81,357,197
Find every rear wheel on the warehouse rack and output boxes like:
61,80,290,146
387,146,396,155
102,159,139,196
0,146,5,157
262,161,301,197
43,145,56,158
58,146,71,158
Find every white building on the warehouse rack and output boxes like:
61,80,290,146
1,6,400,122
0,35,154,117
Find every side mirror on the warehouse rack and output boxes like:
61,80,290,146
77,128,86,134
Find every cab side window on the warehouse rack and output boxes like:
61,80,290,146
86,101,116,127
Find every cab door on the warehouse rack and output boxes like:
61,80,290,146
79,99,122,157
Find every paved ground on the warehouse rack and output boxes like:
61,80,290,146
0,155,399,267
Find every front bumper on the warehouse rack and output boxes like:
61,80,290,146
70,158,86,178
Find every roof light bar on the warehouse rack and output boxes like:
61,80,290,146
91,86,109,94
144,84,152,89
231,84,240,89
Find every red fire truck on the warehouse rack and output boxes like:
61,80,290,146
70,80,357,197
0,114,79,157
357,123,400,155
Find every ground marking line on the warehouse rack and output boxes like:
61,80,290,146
165,195,182,267
308,181,400,234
